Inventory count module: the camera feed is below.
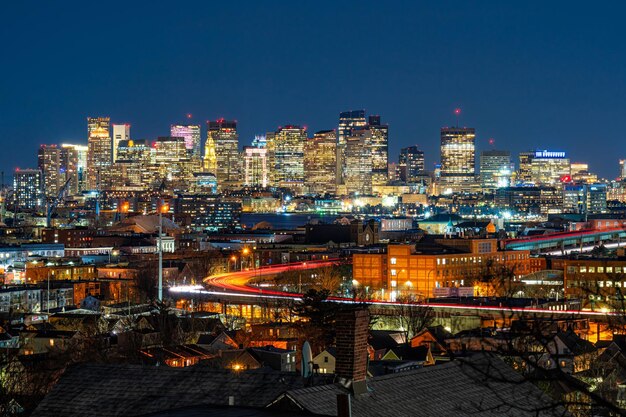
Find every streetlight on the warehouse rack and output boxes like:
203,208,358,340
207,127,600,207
158,202,169,302
47,270,54,317
425,269,436,303
109,249,120,264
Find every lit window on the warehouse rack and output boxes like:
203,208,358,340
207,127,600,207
390,269,397,276
390,258,397,265
391,280,397,287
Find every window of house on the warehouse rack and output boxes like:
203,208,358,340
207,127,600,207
598,267,605,273
324,356,329,363
607,267,614,273
588,267,596,273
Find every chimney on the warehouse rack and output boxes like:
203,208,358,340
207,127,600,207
337,393,352,417
335,308,370,395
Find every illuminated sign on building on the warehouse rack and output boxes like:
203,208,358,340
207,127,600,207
535,150,566,158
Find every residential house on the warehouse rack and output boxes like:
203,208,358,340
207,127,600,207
312,347,336,374
410,325,452,360
196,331,239,353
250,345,297,372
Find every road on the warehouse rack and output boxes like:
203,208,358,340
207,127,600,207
203,259,338,297
168,259,617,319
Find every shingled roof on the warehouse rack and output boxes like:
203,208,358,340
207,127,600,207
272,354,567,417
32,363,308,417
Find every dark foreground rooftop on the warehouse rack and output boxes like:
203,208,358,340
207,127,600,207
33,354,567,417
31,365,311,417
272,354,568,417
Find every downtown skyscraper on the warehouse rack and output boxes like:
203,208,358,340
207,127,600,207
479,150,513,191
339,113,389,195
266,125,306,192
398,146,425,182
204,119,239,190
86,116,111,190
37,144,61,198
337,110,367,185
304,130,337,195
440,127,476,189
60,144,88,195
171,124,201,157
14,169,43,209
112,123,131,162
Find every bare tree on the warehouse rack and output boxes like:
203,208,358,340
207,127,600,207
395,295,435,340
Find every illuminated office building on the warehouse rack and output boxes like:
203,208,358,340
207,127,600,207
177,194,241,232
620,159,626,179
86,116,111,190
112,124,131,162
252,134,267,148
60,144,88,195
530,150,570,185
37,145,61,198
190,172,218,194
399,146,425,182
440,127,476,186
112,140,151,188
562,184,607,214
203,133,217,174
304,130,337,195
366,115,389,187
266,125,306,191
517,151,535,184
479,150,513,191
243,146,268,188
171,124,201,157
14,169,44,209
143,136,200,191
344,132,372,195
570,162,598,184
495,186,563,214
337,110,367,184
116,139,151,162
205,120,239,189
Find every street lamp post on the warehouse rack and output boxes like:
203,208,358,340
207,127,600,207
426,269,436,303
158,203,168,303
47,270,50,316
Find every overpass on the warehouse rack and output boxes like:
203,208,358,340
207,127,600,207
168,260,615,322
505,227,626,252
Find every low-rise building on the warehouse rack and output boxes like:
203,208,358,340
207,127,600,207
353,237,532,300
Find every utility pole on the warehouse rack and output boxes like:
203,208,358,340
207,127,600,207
158,205,164,302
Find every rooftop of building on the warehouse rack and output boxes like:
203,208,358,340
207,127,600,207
278,354,565,417
31,363,309,417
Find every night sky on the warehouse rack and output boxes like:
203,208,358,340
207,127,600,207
1,1,625,180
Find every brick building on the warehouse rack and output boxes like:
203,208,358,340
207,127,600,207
353,237,532,300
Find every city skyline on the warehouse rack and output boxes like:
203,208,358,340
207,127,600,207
2,2,626,179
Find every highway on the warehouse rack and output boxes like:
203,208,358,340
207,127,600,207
203,258,338,297
168,259,618,319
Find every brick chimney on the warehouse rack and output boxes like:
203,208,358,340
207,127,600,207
335,308,370,395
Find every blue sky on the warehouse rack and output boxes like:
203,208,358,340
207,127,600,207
1,1,625,179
